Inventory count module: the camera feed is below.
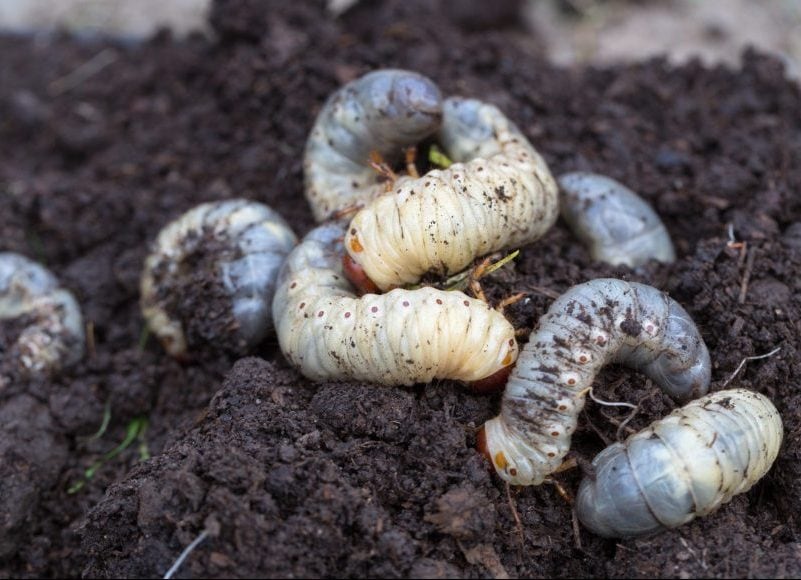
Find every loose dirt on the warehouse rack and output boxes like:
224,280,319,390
1,0,800,577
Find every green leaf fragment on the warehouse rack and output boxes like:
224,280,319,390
68,416,150,494
428,145,453,169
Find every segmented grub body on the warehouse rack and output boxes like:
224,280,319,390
272,223,518,385
0,252,84,380
576,388,783,538
344,97,559,291
559,172,675,267
480,279,711,486
304,69,444,222
140,200,298,358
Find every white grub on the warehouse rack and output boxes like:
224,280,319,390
344,96,559,290
273,222,518,385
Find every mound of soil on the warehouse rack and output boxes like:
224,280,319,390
1,0,800,577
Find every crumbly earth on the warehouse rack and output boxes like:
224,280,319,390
1,0,800,577
149,230,255,358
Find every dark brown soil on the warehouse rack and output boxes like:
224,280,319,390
1,0,801,577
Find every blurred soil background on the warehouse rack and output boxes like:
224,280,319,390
2,0,800,79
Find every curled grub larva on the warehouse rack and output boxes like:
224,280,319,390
0,252,84,380
304,69,444,222
479,278,711,486
343,96,559,292
140,199,298,358
559,172,676,267
272,222,518,386
576,388,783,538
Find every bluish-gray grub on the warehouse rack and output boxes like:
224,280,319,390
481,278,710,485
304,69,444,222
559,172,675,267
576,388,782,538
140,199,297,357
0,252,84,381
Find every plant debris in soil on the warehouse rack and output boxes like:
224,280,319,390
1,0,801,577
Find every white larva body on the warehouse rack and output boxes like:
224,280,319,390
344,96,559,291
481,278,711,486
576,388,783,538
273,223,518,385
140,199,298,358
0,252,84,380
304,69,444,222
559,172,675,267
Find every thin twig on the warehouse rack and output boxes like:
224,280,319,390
526,284,560,300
598,410,638,438
738,246,756,304
587,387,653,441
505,482,525,551
614,390,656,441
571,508,583,550
86,320,96,359
737,242,748,268
163,530,210,580
588,387,640,441
582,413,612,446
49,48,118,96
440,250,519,295
679,536,708,571
722,346,781,387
